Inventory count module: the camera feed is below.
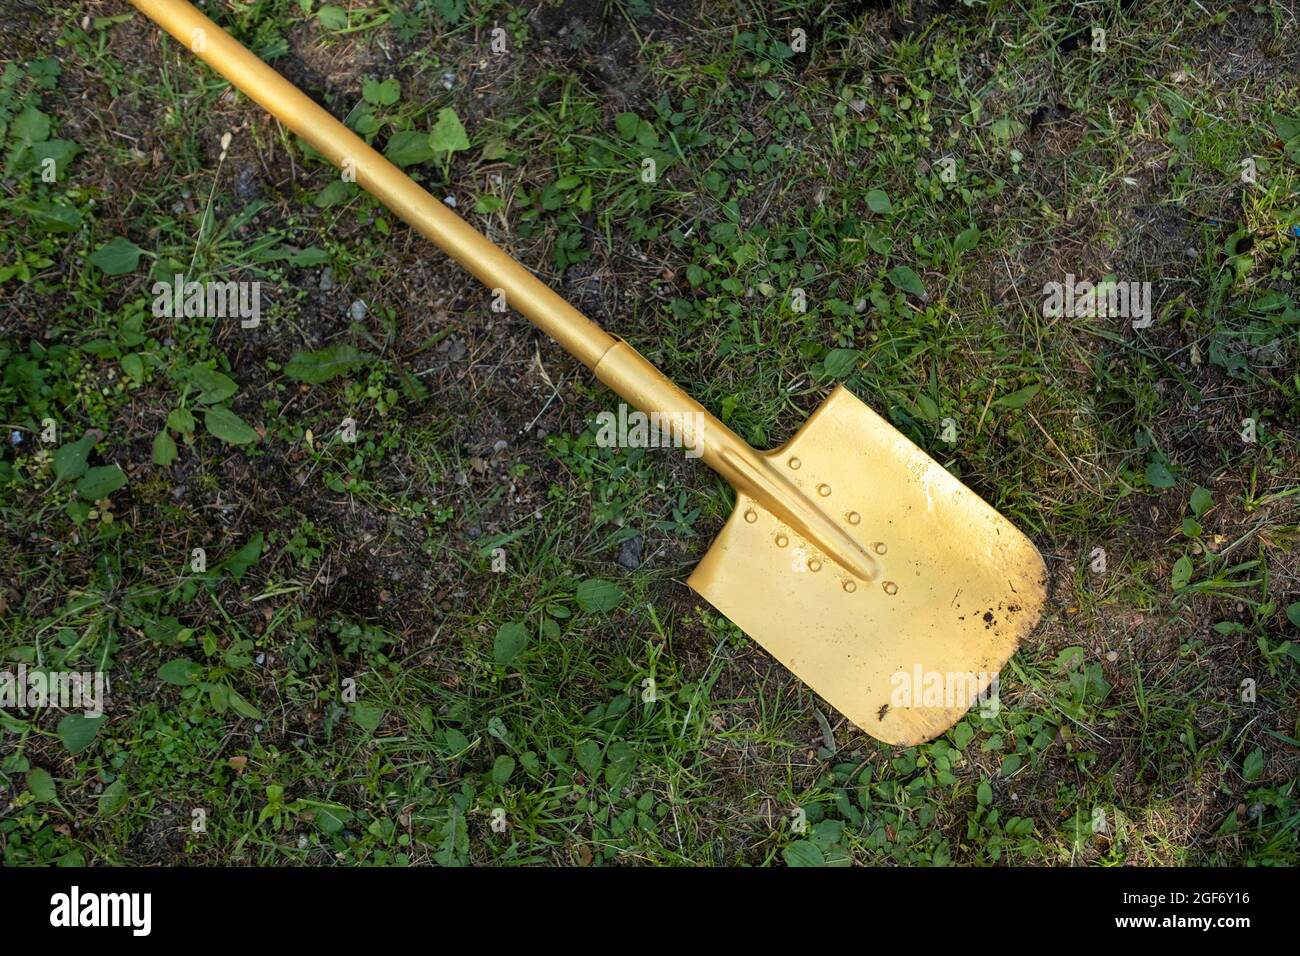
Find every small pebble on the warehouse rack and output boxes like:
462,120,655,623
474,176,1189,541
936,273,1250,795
616,533,644,571
349,299,367,321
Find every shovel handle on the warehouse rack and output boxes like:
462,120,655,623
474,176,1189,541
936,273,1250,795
128,0,617,369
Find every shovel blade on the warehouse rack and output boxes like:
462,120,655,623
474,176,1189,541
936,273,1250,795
688,386,1047,745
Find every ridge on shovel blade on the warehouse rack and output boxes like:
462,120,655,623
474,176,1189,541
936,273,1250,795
688,387,1048,746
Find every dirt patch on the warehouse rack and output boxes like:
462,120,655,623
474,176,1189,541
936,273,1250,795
525,0,698,109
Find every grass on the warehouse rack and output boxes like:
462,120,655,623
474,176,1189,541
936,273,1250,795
1,0,1297,866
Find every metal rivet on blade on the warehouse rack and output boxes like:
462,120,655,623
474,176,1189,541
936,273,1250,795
873,542,887,555
843,581,856,593
744,509,757,523
808,559,822,572
817,483,831,497
882,581,898,595
847,511,861,525
775,533,789,547
788,456,801,469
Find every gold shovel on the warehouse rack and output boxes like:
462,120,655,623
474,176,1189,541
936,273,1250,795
129,0,1047,745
